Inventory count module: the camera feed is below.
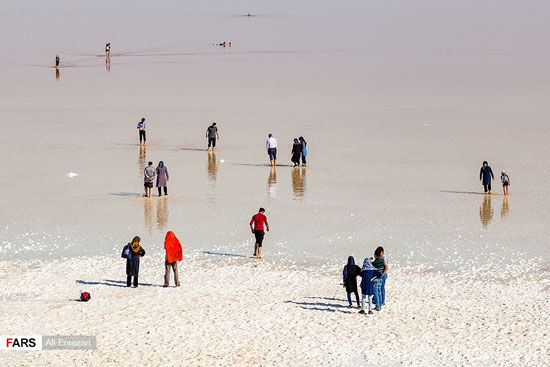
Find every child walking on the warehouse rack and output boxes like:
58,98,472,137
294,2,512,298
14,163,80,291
501,171,511,196
342,256,362,308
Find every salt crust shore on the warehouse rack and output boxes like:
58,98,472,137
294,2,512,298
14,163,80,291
0,253,548,366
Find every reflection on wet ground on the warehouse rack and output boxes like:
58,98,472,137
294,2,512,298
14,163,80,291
267,166,277,200
55,68,60,81
479,194,493,228
291,166,306,199
105,57,111,72
501,196,510,219
207,151,218,185
144,197,154,233
138,145,146,176
156,196,169,229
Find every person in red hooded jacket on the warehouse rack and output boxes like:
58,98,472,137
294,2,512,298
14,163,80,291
163,231,183,287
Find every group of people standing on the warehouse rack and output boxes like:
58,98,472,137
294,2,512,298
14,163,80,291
479,161,511,195
144,161,169,197
266,134,308,167
121,231,183,288
342,247,388,315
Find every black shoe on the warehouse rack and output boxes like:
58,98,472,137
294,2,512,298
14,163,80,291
163,285,168,288
358,310,365,314
368,310,373,315
347,305,353,308
374,307,380,311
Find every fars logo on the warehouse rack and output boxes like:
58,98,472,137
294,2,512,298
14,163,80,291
1,336,42,350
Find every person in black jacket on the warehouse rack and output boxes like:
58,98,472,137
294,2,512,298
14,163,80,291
342,256,362,308
126,236,146,288
291,138,302,167
480,161,495,194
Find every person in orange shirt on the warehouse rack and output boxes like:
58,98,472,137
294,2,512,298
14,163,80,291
163,231,183,287
250,208,270,259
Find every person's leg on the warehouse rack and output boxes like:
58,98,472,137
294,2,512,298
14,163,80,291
133,276,138,287
384,274,388,304
253,243,258,256
127,275,131,287
257,245,262,259
375,279,382,309
368,295,373,312
144,185,148,197
354,289,360,307
488,183,491,194
212,138,216,152
164,259,170,286
347,292,352,306
483,184,488,193
173,261,180,286
164,186,168,195
302,155,306,165
143,131,146,143
158,187,162,196
361,294,366,311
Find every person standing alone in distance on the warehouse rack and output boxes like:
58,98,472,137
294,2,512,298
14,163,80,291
137,118,147,145
480,161,494,194
206,122,219,151
250,207,269,259
266,134,278,167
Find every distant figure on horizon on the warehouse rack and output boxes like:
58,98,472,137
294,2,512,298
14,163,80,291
206,122,219,151
501,171,510,196
291,138,302,167
163,231,182,287
480,161,494,194
250,207,269,259
144,161,155,197
343,256,362,309
123,236,146,288
105,42,111,56
55,54,60,68
299,136,307,166
266,134,278,167
137,118,146,144
359,258,382,315
156,161,169,196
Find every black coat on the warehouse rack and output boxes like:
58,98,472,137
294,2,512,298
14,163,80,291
291,143,302,163
126,248,146,277
343,264,362,293
480,165,494,185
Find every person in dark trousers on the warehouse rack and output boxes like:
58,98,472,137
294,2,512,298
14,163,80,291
480,161,494,194
359,258,382,314
126,236,146,288
156,161,169,196
250,207,269,259
299,136,307,166
206,122,219,151
291,138,302,167
137,118,147,144
342,256,362,308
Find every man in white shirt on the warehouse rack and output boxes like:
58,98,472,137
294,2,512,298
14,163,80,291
266,133,278,167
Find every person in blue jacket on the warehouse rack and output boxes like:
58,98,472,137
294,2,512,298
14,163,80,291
359,258,382,314
480,161,494,194
342,256,362,308
299,136,307,166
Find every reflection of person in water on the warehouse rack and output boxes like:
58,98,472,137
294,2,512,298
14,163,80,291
479,161,494,194
501,196,510,219
207,151,218,182
156,196,169,228
479,194,493,228
267,166,277,199
138,145,146,175
55,68,60,81
291,166,306,198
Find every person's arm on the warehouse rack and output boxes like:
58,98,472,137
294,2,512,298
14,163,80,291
250,217,255,232
382,264,388,276
342,266,347,285
264,217,269,231
216,130,220,139
490,167,494,179
266,140,269,151
166,168,169,181
480,168,483,181
140,248,146,257
206,129,209,138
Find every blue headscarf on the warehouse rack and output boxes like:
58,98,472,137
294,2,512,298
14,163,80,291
158,161,164,168
362,258,376,271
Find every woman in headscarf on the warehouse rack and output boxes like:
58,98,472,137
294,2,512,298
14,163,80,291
291,138,302,167
299,136,307,166
126,236,146,288
342,256,362,308
163,231,183,287
359,258,382,314
156,161,169,196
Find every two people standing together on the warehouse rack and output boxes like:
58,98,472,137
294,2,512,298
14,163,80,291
479,161,511,195
144,161,169,197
